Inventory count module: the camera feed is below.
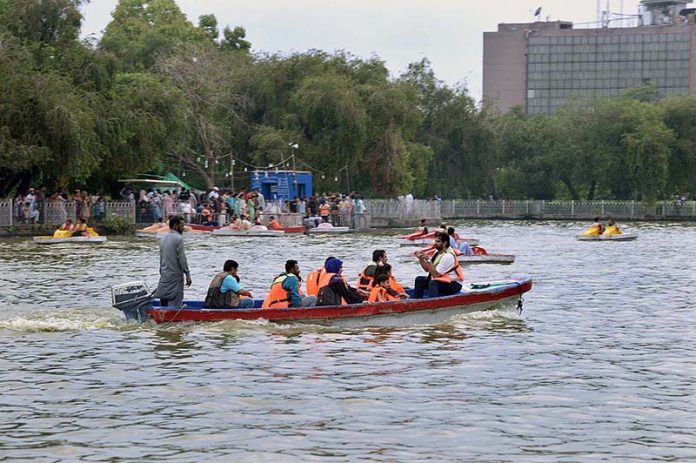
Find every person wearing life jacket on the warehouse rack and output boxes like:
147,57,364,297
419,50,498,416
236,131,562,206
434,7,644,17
306,256,335,297
317,258,367,306
267,216,282,230
413,230,464,299
583,217,605,236
262,260,317,309
356,250,388,291
319,203,330,222
602,218,622,235
367,274,403,303
374,263,408,298
447,227,473,256
204,260,255,309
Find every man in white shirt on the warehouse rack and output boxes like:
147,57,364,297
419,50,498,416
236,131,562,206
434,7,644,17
208,186,220,201
413,231,463,298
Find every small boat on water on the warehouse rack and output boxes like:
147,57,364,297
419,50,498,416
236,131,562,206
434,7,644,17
212,228,285,237
308,223,350,234
418,245,515,264
33,235,107,245
189,224,305,234
212,224,285,237
33,228,107,245
399,233,479,247
111,276,532,327
576,233,638,242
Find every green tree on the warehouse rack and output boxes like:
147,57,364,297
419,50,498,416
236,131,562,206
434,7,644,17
101,0,209,71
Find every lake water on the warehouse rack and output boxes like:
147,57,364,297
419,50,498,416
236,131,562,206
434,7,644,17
1,221,695,462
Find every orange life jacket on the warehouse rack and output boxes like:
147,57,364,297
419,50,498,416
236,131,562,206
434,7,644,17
319,204,330,217
356,261,378,291
261,273,304,309
317,272,347,305
367,286,400,303
432,248,465,283
267,219,282,230
305,267,325,297
389,275,406,294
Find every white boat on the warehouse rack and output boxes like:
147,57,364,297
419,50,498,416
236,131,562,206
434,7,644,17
576,233,638,242
135,231,209,239
212,228,285,237
458,253,515,264
308,223,350,234
399,237,479,247
33,236,107,245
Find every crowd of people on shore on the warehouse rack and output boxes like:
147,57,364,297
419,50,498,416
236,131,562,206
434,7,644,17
131,185,368,228
10,188,106,225
156,216,463,310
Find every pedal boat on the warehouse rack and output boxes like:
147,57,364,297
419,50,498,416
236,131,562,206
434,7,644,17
33,228,107,245
399,231,479,247
308,223,350,234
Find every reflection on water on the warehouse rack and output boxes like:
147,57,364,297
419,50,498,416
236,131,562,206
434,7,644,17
1,221,696,461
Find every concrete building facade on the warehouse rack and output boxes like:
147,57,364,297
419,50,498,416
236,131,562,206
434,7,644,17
484,3,696,114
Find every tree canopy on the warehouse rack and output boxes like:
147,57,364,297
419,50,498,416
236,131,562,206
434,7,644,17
1,0,695,201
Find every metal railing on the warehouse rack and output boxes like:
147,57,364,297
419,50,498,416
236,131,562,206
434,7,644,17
365,199,441,222
440,200,696,219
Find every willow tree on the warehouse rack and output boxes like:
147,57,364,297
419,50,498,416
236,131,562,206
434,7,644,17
156,44,246,189
101,0,210,71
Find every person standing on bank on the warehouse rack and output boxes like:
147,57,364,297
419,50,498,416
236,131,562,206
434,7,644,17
413,231,464,299
155,215,192,308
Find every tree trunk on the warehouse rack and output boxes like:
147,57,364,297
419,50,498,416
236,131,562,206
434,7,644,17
587,179,597,201
561,176,580,200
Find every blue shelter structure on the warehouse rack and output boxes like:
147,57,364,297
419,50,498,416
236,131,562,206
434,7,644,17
250,170,313,202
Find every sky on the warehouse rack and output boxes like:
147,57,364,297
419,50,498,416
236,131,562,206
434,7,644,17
81,1,642,99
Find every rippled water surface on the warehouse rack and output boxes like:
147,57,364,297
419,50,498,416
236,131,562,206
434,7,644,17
1,221,695,462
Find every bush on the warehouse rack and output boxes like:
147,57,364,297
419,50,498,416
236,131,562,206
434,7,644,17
101,215,135,234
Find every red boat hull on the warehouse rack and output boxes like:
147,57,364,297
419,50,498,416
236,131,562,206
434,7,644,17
145,277,532,327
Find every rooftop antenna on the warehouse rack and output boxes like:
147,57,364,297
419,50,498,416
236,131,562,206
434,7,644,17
534,6,542,19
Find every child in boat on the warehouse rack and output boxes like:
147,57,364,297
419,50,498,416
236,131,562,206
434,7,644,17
367,274,402,302
602,218,622,235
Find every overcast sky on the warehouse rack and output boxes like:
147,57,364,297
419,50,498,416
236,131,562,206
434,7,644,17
81,1,651,99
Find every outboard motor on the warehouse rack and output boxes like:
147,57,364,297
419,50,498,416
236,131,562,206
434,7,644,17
111,282,153,322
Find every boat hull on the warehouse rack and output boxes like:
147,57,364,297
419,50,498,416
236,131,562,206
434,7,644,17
135,231,208,239
212,229,285,237
458,254,515,264
140,277,532,327
308,227,350,234
399,237,479,247
576,233,638,242
33,236,107,244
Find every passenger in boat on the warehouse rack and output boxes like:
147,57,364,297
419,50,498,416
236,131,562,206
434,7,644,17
356,250,388,291
262,260,317,308
267,216,282,230
416,219,429,235
413,231,464,299
317,258,367,306
306,256,335,297
447,227,473,256
367,274,402,303
72,218,89,236
204,260,254,309
238,214,251,230
154,216,192,309
584,217,605,236
374,264,408,298
319,203,330,222
60,219,74,231
602,218,622,235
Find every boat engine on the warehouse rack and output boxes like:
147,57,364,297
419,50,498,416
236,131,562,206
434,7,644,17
111,282,153,322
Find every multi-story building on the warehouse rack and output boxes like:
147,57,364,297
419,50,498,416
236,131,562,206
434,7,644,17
483,0,696,114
